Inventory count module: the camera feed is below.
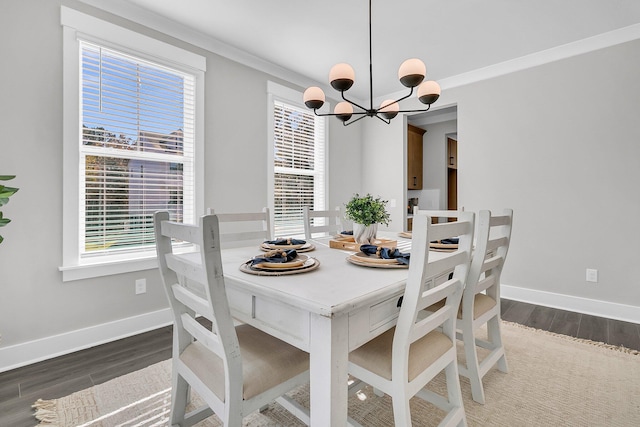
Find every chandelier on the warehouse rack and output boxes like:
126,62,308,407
303,0,441,126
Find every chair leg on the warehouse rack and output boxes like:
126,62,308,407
487,316,508,373
391,388,412,427
224,400,243,427
444,361,467,427
170,373,189,426
462,319,485,405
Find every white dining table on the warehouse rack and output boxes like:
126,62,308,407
217,234,452,426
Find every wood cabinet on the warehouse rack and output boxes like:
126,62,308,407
447,137,457,169
447,137,457,210
407,124,426,189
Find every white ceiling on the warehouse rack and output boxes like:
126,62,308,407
86,0,640,102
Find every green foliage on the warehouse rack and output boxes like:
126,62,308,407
0,175,19,244
345,193,390,227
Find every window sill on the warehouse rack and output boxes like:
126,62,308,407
60,244,198,282
59,255,158,282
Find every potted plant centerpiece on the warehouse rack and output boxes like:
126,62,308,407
345,193,391,244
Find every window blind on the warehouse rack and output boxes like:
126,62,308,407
80,41,195,256
272,101,326,237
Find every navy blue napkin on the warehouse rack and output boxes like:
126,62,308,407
251,249,298,266
360,245,410,265
264,238,306,246
340,230,353,235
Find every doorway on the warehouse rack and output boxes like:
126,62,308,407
406,105,458,214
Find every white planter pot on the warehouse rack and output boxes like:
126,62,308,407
353,223,378,244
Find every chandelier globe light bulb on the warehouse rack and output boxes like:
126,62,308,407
303,86,326,109
417,80,441,105
398,58,426,88
334,101,354,122
379,99,400,120
329,63,355,91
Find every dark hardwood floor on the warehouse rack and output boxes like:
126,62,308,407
1,300,639,426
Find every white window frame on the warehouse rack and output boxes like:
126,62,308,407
59,7,205,281
267,81,329,237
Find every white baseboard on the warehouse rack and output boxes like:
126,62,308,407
502,284,640,324
0,308,173,373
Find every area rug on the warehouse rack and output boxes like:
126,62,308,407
33,322,640,426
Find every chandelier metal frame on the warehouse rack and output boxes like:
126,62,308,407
303,0,441,126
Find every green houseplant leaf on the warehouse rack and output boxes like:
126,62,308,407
345,193,390,227
0,175,18,244
0,187,18,205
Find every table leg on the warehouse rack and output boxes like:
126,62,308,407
309,312,349,426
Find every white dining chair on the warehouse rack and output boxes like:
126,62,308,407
420,208,513,404
302,206,346,239
153,211,310,426
206,207,271,247
413,207,464,223
348,212,474,426
457,209,513,404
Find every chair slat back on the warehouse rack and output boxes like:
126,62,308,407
486,235,508,253
467,209,513,302
413,207,465,223
206,207,272,247
165,253,207,284
394,212,474,358
303,206,346,239
172,283,212,318
154,211,240,376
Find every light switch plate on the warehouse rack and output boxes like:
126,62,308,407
135,278,147,294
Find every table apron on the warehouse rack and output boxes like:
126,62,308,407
227,285,412,353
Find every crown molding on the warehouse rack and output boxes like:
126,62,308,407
380,22,640,106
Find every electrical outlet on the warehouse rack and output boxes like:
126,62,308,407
586,269,598,283
135,278,147,294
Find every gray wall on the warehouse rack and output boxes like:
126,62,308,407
406,39,640,315
0,0,361,366
362,116,406,232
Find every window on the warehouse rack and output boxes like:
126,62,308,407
80,41,195,255
268,82,328,237
61,8,205,281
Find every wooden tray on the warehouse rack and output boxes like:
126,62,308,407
329,236,397,251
